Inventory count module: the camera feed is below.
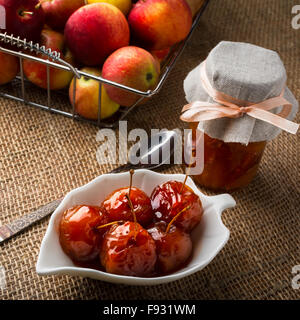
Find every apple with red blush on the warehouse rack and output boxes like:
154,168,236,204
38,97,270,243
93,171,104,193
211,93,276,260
23,29,74,90
39,0,85,31
102,46,160,107
128,0,192,51
64,3,130,66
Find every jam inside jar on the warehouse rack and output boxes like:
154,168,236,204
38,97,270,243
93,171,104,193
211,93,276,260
189,123,267,191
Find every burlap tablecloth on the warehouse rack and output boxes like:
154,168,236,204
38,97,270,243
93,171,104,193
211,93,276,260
0,0,299,300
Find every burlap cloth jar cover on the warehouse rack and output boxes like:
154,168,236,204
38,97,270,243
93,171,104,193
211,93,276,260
182,41,299,144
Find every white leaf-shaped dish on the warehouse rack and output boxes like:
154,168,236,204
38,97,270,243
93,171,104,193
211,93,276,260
36,169,236,286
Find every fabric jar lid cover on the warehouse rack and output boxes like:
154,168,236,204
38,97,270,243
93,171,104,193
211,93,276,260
183,41,299,144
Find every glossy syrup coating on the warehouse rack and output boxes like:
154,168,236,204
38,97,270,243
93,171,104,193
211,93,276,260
148,221,192,274
151,181,203,233
101,187,154,228
100,221,157,277
59,205,108,262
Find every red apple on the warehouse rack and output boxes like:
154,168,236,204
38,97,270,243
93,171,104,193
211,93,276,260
0,0,45,42
40,0,85,31
102,46,160,107
64,3,130,66
23,29,74,90
0,52,19,85
128,0,192,51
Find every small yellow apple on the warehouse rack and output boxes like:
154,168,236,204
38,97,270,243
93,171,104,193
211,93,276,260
69,68,120,120
85,0,132,16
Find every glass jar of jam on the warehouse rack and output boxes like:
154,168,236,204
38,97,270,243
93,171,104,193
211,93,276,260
189,123,267,191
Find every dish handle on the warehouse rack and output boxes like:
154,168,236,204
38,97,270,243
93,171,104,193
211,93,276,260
209,194,236,213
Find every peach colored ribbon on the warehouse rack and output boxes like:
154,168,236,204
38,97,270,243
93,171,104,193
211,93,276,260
180,62,299,134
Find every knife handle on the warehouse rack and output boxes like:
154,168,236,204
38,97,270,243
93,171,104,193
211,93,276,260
0,198,62,243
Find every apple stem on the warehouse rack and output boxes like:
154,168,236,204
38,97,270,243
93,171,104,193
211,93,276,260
20,11,34,16
125,193,138,241
127,169,137,239
180,147,196,194
180,173,189,194
96,220,124,230
180,164,192,194
128,169,134,197
166,205,191,233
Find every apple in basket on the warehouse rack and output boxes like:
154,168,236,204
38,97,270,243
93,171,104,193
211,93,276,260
69,67,120,120
128,0,192,51
64,3,130,66
23,29,74,90
102,46,160,107
0,0,45,42
0,52,19,85
40,0,85,31
85,0,132,16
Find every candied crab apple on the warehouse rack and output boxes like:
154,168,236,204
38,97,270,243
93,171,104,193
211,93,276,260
148,221,192,274
59,205,108,262
151,180,203,232
101,187,154,227
100,221,157,277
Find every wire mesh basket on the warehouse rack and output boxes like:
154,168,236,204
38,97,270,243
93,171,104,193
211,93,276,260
0,0,209,128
